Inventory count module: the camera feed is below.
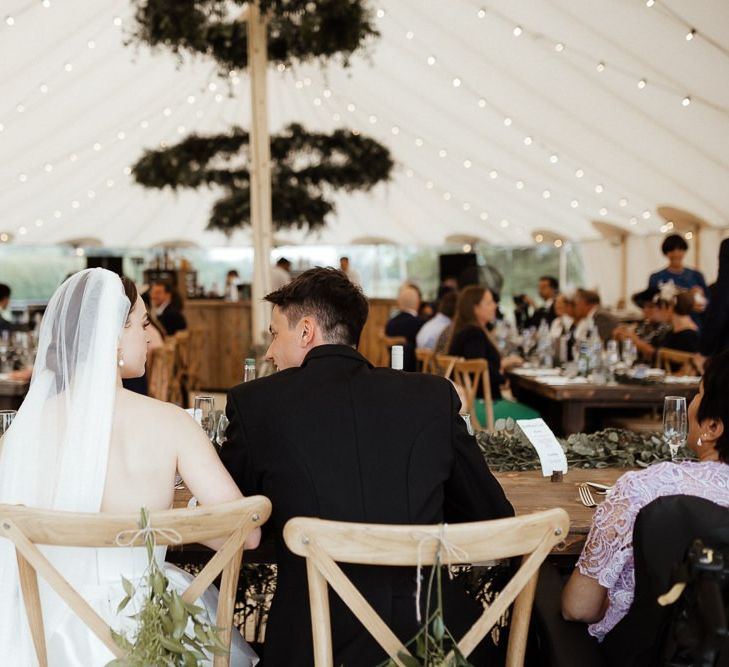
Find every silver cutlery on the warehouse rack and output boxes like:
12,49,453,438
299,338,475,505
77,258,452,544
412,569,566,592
578,484,597,508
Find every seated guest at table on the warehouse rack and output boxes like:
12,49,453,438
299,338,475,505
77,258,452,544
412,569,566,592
648,234,707,308
549,293,574,341
614,287,671,362
0,283,25,333
526,275,559,328
561,349,729,640
385,283,424,371
0,269,258,665
658,290,699,354
573,288,618,343
149,280,187,335
416,291,458,350
447,285,538,422
222,268,513,667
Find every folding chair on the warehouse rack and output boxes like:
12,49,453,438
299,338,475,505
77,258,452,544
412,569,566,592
377,330,408,367
656,348,699,376
415,347,435,373
0,496,271,667
454,358,494,431
284,508,569,667
433,354,462,380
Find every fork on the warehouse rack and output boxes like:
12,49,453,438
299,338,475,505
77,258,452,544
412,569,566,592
578,485,597,508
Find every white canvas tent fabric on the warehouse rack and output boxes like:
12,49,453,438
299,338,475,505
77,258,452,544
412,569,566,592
1,0,728,255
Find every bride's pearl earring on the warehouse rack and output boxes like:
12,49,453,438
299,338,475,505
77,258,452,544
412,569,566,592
118,352,125,368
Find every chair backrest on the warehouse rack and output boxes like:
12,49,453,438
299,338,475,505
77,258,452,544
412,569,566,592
602,495,729,666
284,508,569,667
186,327,205,394
454,358,494,431
0,496,271,667
377,330,408,367
433,354,462,380
147,341,176,402
656,347,697,376
415,347,435,373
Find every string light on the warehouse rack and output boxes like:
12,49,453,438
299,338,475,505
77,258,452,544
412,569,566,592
594,184,604,193
549,154,559,164
477,8,486,19
685,29,695,41
523,136,532,146
44,163,53,172
512,26,523,37
391,125,400,135
619,198,628,207
646,0,655,7
570,200,579,208
5,16,14,26
500,219,509,228
64,62,73,72
489,170,498,179
376,8,385,18
438,149,447,157
575,169,584,178
443,192,452,200
515,180,524,190
535,234,544,243
39,83,49,93
596,62,605,73
87,40,96,49
642,210,651,219
554,239,563,248
112,16,122,26
503,117,512,126
682,96,691,106
555,42,565,52
427,55,436,66
480,212,489,221
599,207,608,216
463,159,471,168
637,78,647,89
542,189,551,199
452,77,461,87
405,31,414,40
477,98,486,108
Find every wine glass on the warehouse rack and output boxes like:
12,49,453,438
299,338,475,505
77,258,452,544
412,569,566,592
216,413,230,448
193,395,216,442
663,396,688,462
0,410,16,436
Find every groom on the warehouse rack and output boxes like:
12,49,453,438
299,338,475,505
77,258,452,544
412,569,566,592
222,268,513,666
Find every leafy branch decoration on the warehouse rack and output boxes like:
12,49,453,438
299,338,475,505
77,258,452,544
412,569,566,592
129,0,393,237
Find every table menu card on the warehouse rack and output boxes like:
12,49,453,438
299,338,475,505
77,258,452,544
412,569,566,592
517,418,569,476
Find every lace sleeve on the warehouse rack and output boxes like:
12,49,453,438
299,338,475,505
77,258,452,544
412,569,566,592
576,473,641,590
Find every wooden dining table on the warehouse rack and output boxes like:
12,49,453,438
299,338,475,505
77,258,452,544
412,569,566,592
0,376,30,410
173,466,627,559
507,369,699,435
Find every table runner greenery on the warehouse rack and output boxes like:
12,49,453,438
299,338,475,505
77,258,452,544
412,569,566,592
477,427,682,472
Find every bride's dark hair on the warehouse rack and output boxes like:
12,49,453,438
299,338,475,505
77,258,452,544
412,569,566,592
45,271,136,384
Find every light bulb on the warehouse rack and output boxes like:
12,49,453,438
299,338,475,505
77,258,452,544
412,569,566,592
415,138,423,146
16,103,25,113
570,200,579,208
638,78,647,89
595,184,604,193
542,189,551,199
642,210,651,219
599,207,608,216
427,55,436,65
500,219,509,228
646,0,654,6
323,89,331,98
489,170,498,179
117,131,126,140
5,15,14,26
516,180,524,190
535,234,544,243
463,203,471,211
682,96,691,106
477,8,486,18
87,190,95,199
504,117,512,126
35,219,43,227
524,136,532,146
391,126,399,135
64,62,72,72
93,142,102,151
313,97,322,106
480,212,489,221
39,83,48,93
438,149,447,158
463,159,472,168
18,173,28,183
53,210,62,218
555,42,564,52
477,98,486,108
443,192,452,200
44,163,53,172
405,31,414,40
187,95,196,104
629,217,638,225
596,62,605,73
376,8,385,18
575,168,584,178
513,26,523,37
686,29,695,41
554,239,563,248
347,103,355,112
163,107,172,116
405,169,413,177
549,154,558,163
87,40,95,49
113,16,121,26
619,198,628,207
177,126,186,134
426,181,434,189
452,77,461,87
71,200,80,209
140,120,149,128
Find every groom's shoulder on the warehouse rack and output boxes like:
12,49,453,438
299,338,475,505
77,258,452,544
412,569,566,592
228,366,300,401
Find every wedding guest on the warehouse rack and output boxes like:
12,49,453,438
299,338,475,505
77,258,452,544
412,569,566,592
549,293,575,341
149,281,187,335
0,284,24,333
416,291,458,350
0,269,258,665
270,257,292,291
613,287,671,362
658,290,699,354
339,256,361,286
385,283,424,371
526,275,559,328
697,238,729,365
222,267,513,667
648,234,707,297
573,289,619,343
562,349,729,640
447,285,537,422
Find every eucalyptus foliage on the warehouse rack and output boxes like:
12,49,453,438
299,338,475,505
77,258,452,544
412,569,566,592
107,508,228,666
476,427,685,472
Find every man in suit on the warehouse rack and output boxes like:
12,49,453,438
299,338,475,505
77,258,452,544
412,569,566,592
0,284,23,333
385,283,424,371
527,275,559,328
222,268,513,666
573,288,619,343
149,281,186,335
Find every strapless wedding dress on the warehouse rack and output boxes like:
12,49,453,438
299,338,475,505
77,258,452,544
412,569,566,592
42,545,258,667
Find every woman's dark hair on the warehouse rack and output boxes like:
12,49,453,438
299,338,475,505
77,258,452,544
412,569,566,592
121,276,137,318
662,234,688,255
672,290,695,317
697,349,729,462
446,285,488,352
265,267,368,346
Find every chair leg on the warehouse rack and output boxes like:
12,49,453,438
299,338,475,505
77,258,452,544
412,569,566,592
16,552,49,667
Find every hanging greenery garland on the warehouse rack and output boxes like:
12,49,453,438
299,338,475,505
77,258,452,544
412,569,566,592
129,0,379,73
132,123,394,234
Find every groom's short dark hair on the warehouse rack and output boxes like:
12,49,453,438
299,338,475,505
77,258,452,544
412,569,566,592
265,267,368,347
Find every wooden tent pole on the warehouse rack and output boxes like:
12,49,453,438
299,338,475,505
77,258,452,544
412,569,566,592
247,1,274,348
620,235,627,307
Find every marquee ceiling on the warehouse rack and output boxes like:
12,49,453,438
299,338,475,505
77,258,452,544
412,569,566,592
1,0,728,248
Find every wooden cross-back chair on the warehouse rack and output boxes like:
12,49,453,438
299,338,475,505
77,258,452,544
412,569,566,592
147,341,177,403
656,347,699,376
284,508,569,667
173,330,191,402
0,496,272,667
377,331,408,367
454,358,494,431
415,347,435,373
186,327,205,396
433,354,462,379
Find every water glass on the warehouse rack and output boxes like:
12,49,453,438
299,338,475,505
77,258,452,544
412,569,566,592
663,396,688,461
216,413,230,448
193,395,216,442
622,338,637,368
0,410,16,435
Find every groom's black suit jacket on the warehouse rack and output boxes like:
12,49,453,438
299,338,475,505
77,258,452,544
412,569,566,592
222,345,513,666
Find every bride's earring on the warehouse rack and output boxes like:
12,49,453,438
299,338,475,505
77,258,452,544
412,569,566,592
118,350,125,368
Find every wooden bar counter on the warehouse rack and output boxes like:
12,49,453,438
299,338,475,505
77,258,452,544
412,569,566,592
185,299,252,390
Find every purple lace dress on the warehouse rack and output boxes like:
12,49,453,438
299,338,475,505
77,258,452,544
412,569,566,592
577,460,729,640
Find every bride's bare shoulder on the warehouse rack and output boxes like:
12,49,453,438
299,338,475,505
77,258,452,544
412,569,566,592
118,390,195,429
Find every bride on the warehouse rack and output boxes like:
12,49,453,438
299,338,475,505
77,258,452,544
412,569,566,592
0,268,259,665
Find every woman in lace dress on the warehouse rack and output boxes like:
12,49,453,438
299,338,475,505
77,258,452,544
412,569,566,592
561,349,729,640
0,269,259,665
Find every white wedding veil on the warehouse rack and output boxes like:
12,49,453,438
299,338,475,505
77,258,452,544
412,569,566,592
0,268,131,662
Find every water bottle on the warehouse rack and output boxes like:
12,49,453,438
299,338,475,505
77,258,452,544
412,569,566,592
243,358,256,382
577,342,590,378
391,345,404,370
